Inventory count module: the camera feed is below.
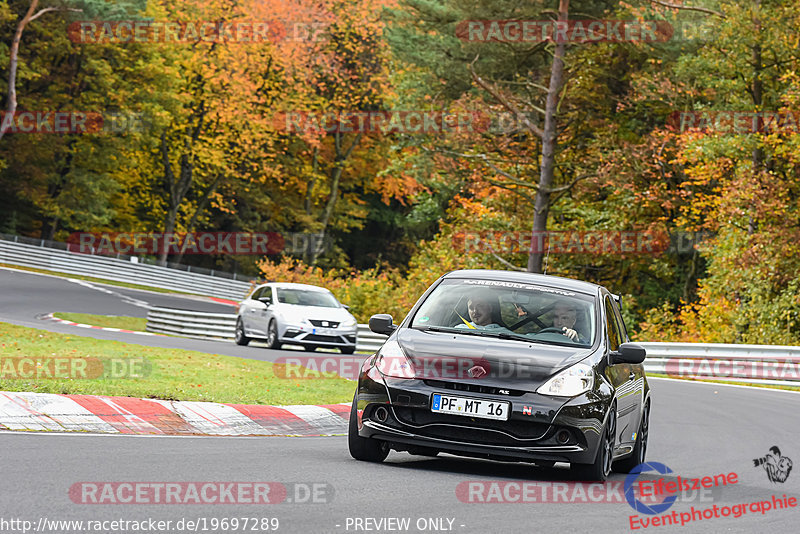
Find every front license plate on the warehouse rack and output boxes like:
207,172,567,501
312,328,335,335
431,394,509,421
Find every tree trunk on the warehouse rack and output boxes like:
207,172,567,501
527,0,569,273
308,131,362,265
157,133,194,266
304,147,319,216
171,175,222,265
748,2,763,237
0,0,40,143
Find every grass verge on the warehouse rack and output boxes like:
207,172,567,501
53,313,148,332
648,372,800,392
0,322,355,405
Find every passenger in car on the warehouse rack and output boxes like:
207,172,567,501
456,290,509,330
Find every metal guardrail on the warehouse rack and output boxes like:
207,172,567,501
354,328,389,354
144,308,800,385
145,307,388,353
146,307,238,339
0,237,252,300
638,341,800,387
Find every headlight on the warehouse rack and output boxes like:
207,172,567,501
340,318,356,327
537,363,594,397
375,340,415,379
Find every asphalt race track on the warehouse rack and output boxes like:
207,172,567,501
0,380,798,533
1,267,799,532
0,268,296,362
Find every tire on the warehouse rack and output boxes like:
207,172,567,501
265,321,282,350
234,318,250,346
571,407,616,482
613,402,650,473
341,346,356,355
348,395,389,463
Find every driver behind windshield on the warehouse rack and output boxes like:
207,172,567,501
456,290,509,330
552,300,583,342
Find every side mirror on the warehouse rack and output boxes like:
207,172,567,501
369,314,397,335
342,304,351,311
258,297,272,306
611,343,646,364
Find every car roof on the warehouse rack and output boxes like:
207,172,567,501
442,269,603,296
264,282,332,292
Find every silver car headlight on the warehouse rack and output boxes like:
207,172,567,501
537,363,594,397
340,318,356,328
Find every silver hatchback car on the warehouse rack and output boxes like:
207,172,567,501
234,282,358,353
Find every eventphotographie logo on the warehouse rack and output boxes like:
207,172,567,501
753,446,793,483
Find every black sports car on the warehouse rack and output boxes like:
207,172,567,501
348,270,650,481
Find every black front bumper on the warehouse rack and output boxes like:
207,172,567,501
356,372,613,465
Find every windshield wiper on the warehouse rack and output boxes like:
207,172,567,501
418,326,541,344
419,326,485,337
493,331,541,343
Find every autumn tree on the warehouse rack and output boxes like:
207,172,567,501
385,0,634,272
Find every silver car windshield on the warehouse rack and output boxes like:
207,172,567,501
276,288,340,308
411,279,597,347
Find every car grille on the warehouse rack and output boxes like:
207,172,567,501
391,406,550,443
309,320,340,328
304,334,340,343
423,380,527,397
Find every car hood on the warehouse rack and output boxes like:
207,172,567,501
396,328,593,390
276,304,355,323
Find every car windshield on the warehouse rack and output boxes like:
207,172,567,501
276,288,340,308
410,278,596,347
